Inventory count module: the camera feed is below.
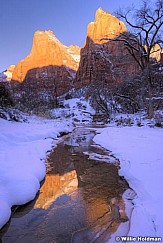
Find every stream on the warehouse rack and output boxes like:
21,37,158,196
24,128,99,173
0,127,130,243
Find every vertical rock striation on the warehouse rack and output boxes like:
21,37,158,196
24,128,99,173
75,8,140,88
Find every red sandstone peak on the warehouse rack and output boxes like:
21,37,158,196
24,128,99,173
12,30,80,82
75,8,138,89
87,7,127,43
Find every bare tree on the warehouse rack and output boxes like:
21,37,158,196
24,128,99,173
0,82,13,108
87,83,119,122
102,0,163,118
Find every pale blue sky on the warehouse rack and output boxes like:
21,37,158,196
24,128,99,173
0,0,143,71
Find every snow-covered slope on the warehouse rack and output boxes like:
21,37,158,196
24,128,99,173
0,97,94,229
94,126,163,240
51,98,95,124
0,116,73,229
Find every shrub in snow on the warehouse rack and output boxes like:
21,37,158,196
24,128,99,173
154,111,163,128
115,116,134,127
135,117,143,127
0,108,28,122
65,93,72,100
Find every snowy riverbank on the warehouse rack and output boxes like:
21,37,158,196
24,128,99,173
94,126,163,240
0,97,95,229
0,117,73,229
1,107,163,240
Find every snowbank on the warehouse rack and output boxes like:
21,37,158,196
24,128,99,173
0,117,72,229
94,126,163,239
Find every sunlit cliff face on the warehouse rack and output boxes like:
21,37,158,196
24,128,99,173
12,30,80,82
87,8,127,44
7,7,162,89
149,43,162,62
11,8,127,84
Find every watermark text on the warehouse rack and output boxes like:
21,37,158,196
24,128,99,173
115,236,162,242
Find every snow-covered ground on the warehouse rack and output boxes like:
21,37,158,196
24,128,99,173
1,96,163,241
0,97,94,229
94,125,163,241
0,116,73,229
52,97,94,124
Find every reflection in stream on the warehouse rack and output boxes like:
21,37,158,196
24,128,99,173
0,128,129,243
34,170,78,210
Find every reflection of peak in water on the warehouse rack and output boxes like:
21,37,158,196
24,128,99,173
1,128,130,243
34,170,78,209
42,127,129,239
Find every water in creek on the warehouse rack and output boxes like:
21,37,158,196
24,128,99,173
0,128,129,243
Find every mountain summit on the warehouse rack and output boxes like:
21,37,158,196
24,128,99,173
11,8,127,84
75,7,139,88
87,8,127,43
12,30,80,83
10,8,139,98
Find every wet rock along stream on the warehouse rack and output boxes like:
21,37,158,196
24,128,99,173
0,127,130,243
